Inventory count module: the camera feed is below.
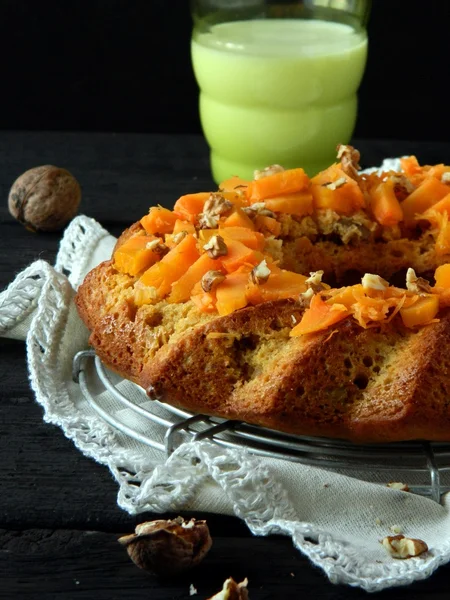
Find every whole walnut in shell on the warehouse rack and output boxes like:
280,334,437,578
8,165,81,232
118,517,212,577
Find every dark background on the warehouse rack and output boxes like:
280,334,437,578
0,0,449,141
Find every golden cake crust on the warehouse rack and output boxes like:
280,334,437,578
76,247,450,443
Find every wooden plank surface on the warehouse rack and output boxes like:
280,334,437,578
2,132,450,598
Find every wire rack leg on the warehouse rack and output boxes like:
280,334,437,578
423,442,441,503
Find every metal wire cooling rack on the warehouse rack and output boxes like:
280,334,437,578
73,349,450,503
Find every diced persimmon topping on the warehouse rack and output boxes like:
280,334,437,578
139,233,199,298
291,265,450,336
290,293,349,336
222,207,255,230
111,152,450,335
168,253,224,304
173,192,210,223
246,268,308,305
434,264,450,289
114,235,163,276
369,179,404,226
215,266,252,316
264,191,313,217
400,295,439,328
246,168,309,202
140,207,178,235
311,165,365,215
401,177,450,224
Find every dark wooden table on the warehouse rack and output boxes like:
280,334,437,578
2,132,450,599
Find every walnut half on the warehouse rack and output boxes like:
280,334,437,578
381,535,428,559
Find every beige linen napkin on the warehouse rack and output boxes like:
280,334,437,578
2,213,450,592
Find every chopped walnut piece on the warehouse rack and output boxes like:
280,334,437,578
387,481,410,492
381,535,428,559
171,231,188,245
442,172,450,184
389,525,403,534
406,268,432,294
305,270,326,293
199,213,219,229
203,235,228,259
337,144,361,179
208,577,249,600
204,192,233,216
201,270,226,292
242,202,276,219
299,287,315,308
198,192,233,229
254,164,284,180
250,259,271,285
390,174,415,199
361,273,389,292
323,177,347,191
145,239,170,256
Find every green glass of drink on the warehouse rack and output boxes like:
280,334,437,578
191,0,370,183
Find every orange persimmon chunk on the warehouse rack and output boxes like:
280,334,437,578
222,207,255,230
290,293,349,336
246,168,309,202
264,191,313,217
220,239,260,273
246,269,307,305
326,284,363,309
191,289,217,313
401,177,450,223
400,295,439,328
168,253,223,304
311,165,365,215
114,235,161,276
369,179,404,226
139,233,199,297
173,219,196,235
420,193,450,223
434,264,450,288
219,226,265,251
435,214,450,256
215,267,252,316
140,206,178,235
199,228,264,251
219,175,250,193
400,156,422,178
173,192,210,223
254,215,281,237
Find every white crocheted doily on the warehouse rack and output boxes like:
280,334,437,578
2,159,450,591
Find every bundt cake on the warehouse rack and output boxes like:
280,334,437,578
75,147,450,442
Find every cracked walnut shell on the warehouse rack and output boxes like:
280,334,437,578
118,516,212,576
8,165,81,232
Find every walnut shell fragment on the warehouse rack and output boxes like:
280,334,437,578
8,165,81,232
118,517,212,576
208,577,249,600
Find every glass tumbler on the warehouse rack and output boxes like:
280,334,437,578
191,0,370,183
